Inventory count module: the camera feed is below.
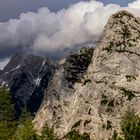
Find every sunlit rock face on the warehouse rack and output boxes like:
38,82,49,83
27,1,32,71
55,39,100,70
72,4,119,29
0,53,56,117
34,10,140,140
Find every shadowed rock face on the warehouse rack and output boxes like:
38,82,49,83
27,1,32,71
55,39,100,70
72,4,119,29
64,48,94,88
0,70,3,74
33,47,94,137
0,54,56,117
33,10,140,140
27,61,56,113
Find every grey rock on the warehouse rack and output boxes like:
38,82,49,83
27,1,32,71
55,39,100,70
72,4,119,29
33,10,140,140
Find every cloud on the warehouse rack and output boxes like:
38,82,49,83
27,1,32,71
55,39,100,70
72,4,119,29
0,0,140,62
128,0,140,9
0,58,10,70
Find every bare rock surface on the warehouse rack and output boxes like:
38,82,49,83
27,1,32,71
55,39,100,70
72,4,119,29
34,10,140,140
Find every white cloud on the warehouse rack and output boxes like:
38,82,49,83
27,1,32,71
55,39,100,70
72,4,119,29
0,58,10,70
0,0,140,57
128,0,140,9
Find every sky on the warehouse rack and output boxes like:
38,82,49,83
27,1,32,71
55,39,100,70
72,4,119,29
0,0,140,69
0,0,133,22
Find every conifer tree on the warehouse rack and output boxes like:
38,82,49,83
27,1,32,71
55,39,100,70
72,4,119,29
0,85,17,140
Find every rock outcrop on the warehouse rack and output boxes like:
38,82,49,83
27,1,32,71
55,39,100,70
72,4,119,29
0,54,56,117
0,70,3,76
33,10,140,140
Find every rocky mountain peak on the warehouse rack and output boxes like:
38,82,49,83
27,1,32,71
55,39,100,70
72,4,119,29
33,11,140,140
3,53,24,73
111,10,135,20
99,10,140,53
0,53,57,117
107,10,138,27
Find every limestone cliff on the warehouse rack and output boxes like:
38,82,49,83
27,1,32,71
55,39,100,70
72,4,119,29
33,10,140,140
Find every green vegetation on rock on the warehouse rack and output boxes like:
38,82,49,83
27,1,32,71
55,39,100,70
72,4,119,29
120,109,140,140
0,85,91,140
0,85,40,140
41,123,58,140
112,109,140,140
121,88,135,101
0,86,140,140
65,130,90,140
64,47,94,87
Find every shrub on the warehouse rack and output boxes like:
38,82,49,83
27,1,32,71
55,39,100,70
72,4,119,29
112,109,140,140
11,108,40,140
41,123,58,140
66,130,90,140
11,119,40,140
120,109,140,140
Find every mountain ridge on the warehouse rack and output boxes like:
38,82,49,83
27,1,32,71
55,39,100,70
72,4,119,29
33,10,140,140
0,10,139,140
0,53,57,117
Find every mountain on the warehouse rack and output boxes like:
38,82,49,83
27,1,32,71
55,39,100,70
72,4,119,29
0,53,56,117
0,70,3,76
33,10,140,139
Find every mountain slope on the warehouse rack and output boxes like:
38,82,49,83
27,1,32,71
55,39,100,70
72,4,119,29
0,54,56,117
33,10,140,140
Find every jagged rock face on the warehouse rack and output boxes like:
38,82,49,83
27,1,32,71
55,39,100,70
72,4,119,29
0,54,56,117
0,70,3,76
63,48,94,88
33,47,95,136
33,10,140,140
